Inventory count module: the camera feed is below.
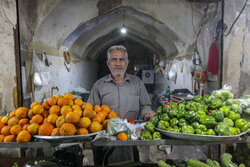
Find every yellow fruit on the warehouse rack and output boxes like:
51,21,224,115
27,123,39,135
1,116,9,124
32,104,44,115
59,123,76,136
65,112,80,124
89,121,103,133
16,130,31,142
60,106,72,116
64,93,73,100
78,117,91,129
47,114,58,125
56,116,65,128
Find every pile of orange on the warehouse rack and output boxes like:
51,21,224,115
0,93,117,142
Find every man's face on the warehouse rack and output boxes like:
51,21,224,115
107,50,129,77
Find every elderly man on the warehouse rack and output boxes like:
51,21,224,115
88,45,155,165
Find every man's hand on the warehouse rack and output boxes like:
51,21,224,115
144,110,156,120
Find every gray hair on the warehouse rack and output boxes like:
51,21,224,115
107,45,128,60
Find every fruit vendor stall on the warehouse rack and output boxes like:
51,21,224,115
0,86,249,166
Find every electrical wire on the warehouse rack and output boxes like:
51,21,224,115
191,2,197,37
224,0,247,37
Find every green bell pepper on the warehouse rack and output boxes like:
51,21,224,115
159,113,170,122
198,124,207,132
206,129,216,135
168,109,178,119
211,110,225,122
181,125,195,134
140,130,152,140
152,131,162,140
191,122,200,129
230,103,241,113
197,110,207,120
229,127,238,135
167,127,173,132
150,115,159,126
195,129,206,135
203,94,210,104
157,120,170,130
199,115,217,128
185,101,197,111
228,111,241,121
223,117,234,127
145,121,155,133
178,103,186,110
193,95,202,102
172,126,180,133
185,110,198,123
156,106,163,115
219,106,230,116
170,118,179,127
210,98,223,109
215,122,230,136
240,122,250,132
235,118,247,129
178,118,187,127
176,109,186,119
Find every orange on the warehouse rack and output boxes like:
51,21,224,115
56,116,65,128
0,123,5,132
83,109,96,119
59,123,76,136
74,98,84,106
77,128,89,135
38,123,54,136
82,102,93,110
78,117,91,129
32,104,44,115
103,119,109,129
30,102,40,109
65,112,80,124
48,96,58,106
108,111,117,119
10,125,22,135
72,104,81,111
1,116,9,124
18,118,29,127
16,130,31,142
15,107,28,119
27,123,39,135
1,126,11,136
0,135,4,142
7,117,19,126
28,109,34,119
68,100,74,106
22,124,29,130
98,112,107,121
42,101,50,110
51,128,60,136
91,115,102,124
116,132,128,140
64,93,73,100
60,105,72,115
31,115,43,124
94,105,102,113
42,110,50,118
56,95,63,99
47,114,58,125
49,105,60,115
102,105,110,113
74,109,82,117
9,110,16,118
4,135,16,142
57,98,68,107
89,121,103,133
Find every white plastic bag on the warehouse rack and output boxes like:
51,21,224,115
32,49,51,86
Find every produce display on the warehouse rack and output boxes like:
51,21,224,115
157,153,246,167
0,93,117,142
151,88,250,136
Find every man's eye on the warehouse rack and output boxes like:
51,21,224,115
111,58,117,61
120,58,125,61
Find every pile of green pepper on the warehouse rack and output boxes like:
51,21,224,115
151,94,250,136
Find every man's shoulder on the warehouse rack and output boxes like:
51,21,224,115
127,74,143,82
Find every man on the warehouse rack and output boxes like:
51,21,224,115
88,45,155,165
88,45,155,120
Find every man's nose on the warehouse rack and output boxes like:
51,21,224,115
115,59,122,65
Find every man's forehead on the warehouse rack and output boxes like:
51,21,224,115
110,50,126,56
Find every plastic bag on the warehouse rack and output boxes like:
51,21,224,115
224,99,242,114
238,95,250,121
93,130,116,141
107,118,128,135
168,63,178,82
124,119,143,140
209,84,234,102
32,49,51,86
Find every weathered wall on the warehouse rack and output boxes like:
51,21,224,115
0,0,17,115
223,0,250,97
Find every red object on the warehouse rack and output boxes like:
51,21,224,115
207,42,219,75
127,118,135,124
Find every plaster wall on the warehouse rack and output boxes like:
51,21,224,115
0,0,17,115
22,53,98,104
223,0,250,97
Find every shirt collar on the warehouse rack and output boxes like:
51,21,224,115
105,74,131,83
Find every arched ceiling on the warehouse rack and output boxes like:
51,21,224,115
25,0,211,60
